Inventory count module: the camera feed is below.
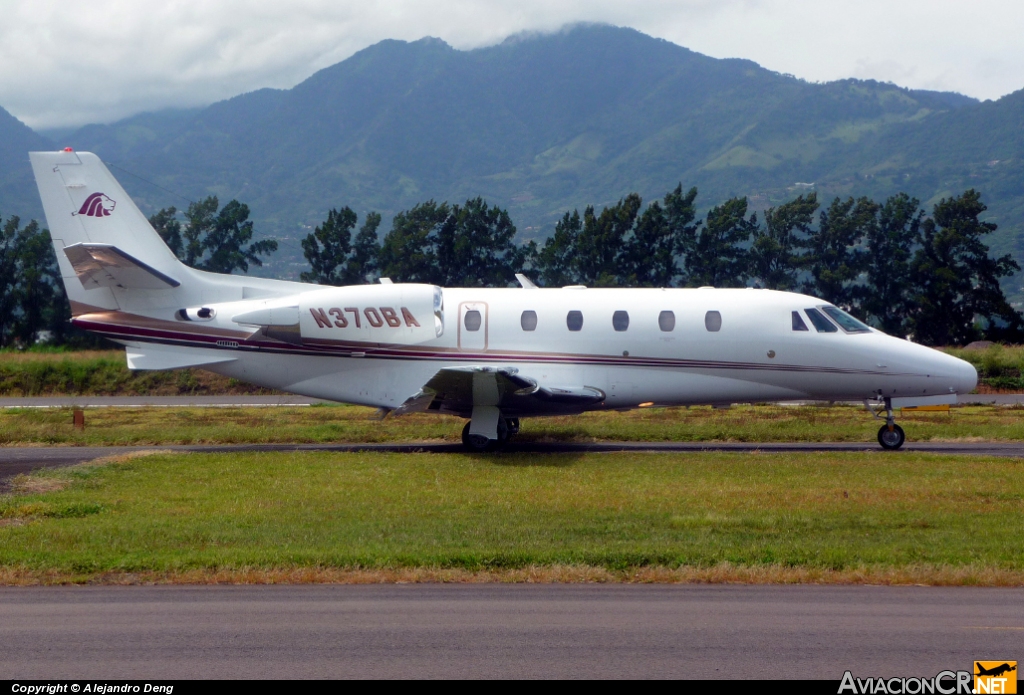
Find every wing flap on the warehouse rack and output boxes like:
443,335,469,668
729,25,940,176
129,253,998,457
393,366,605,417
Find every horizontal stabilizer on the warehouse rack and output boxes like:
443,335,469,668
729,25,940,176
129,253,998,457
64,243,180,290
125,344,237,371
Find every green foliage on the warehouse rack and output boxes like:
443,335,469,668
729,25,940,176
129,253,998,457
149,197,278,274
687,197,755,287
379,198,531,286
378,201,447,283
300,207,381,285
536,211,581,287
0,215,74,347
801,196,878,307
1,448,1022,577
749,193,818,290
0,351,272,397
537,185,698,288
909,190,1023,345
863,194,923,336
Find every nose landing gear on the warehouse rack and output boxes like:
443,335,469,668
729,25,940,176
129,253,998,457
867,397,905,450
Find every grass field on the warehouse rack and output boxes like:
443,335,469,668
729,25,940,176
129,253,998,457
0,350,273,396
1,449,1022,585
3,403,1024,446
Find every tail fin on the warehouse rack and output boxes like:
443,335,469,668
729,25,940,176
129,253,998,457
29,150,187,313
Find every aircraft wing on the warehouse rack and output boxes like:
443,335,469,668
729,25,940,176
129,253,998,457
392,366,605,417
63,243,181,290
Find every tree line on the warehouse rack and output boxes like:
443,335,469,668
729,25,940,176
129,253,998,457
0,186,1019,348
296,186,1023,346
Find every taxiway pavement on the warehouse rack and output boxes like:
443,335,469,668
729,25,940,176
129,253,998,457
1,584,1022,679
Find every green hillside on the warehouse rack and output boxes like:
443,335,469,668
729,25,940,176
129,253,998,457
0,105,52,222
1,25,1021,290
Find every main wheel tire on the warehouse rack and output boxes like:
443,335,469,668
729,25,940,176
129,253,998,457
462,421,497,452
877,423,906,450
505,418,520,436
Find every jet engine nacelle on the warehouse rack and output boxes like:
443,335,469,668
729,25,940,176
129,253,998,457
233,283,443,346
299,283,443,345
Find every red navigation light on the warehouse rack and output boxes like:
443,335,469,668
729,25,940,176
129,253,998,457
63,147,74,152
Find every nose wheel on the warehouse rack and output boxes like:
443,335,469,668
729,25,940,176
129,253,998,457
867,397,906,450
877,423,905,450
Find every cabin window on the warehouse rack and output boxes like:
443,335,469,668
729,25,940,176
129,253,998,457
804,308,838,333
567,310,584,331
612,310,629,332
521,310,537,331
659,310,675,332
821,305,871,333
704,310,722,332
464,309,482,332
792,311,809,331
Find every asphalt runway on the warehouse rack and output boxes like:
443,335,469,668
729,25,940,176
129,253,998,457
1,585,1022,679
3,440,1024,487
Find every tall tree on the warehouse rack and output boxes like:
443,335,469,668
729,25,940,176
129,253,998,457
862,193,923,336
537,210,582,287
379,199,531,286
749,193,818,290
347,212,382,284
0,215,20,345
378,201,448,284
575,194,642,286
909,190,1023,345
149,207,183,258
10,220,63,346
801,196,878,308
621,184,699,287
436,198,531,287
687,197,756,287
301,207,358,285
150,197,277,274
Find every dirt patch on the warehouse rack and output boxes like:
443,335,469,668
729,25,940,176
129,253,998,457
1,563,1022,587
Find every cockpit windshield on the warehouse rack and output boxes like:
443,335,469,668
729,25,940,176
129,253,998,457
821,305,871,333
804,308,837,333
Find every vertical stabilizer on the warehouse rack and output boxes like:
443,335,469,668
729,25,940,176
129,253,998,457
29,150,189,312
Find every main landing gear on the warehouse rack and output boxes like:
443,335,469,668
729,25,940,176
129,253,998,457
867,397,905,450
461,417,519,452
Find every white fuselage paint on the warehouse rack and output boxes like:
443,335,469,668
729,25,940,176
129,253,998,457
172,286,977,411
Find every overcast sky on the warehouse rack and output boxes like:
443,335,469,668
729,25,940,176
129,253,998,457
3,0,1022,130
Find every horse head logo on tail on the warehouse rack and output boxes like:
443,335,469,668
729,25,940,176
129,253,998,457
74,192,116,217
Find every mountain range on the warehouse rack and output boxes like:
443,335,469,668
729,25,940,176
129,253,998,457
1,24,1021,286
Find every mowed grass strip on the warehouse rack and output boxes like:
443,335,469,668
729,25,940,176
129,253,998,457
3,403,1024,446
0,450,1022,583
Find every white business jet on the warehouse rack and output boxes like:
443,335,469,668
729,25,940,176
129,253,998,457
30,150,978,450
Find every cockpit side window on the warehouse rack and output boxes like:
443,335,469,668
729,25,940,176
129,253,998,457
804,308,838,333
792,311,809,331
821,305,871,333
